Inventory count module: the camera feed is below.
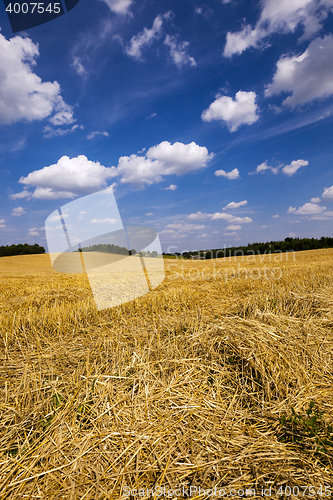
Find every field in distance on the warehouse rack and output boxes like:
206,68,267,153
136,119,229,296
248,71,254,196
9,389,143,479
0,249,332,498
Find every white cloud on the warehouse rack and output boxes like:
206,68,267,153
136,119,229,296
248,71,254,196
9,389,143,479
188,211,211,219
145,212,154,216
101,0,132,14
211,213,252,223
202,91,259,132
224,231,237,236
0,33,74,125
43,124,83,139
188,211,253,223
288,202,326,214
10,190,31,200
166,223,205,231
223,200,247,210
0,219,6,227
91,218,118,224
28,228,39,236
249,160,281,175
311,197,321,203
223,0,333,57
226,224,242,230
164,35,196,67
163,184,178,191
116,141,213,187
310,211,333,219
272,214,280,218
265,35,333,107
125,15,164,59
215,168,240,179
282,159,308,176
72,56,86,76
19,155,117,200
146,113,156,120
322,185,333,201
49,101,75,126
250,159,307,176
87,131,110,140
11,207,26,216
289,233,297,238
198,233,208,238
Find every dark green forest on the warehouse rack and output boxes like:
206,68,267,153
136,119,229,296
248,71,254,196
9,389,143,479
77,243,133,255
167,236,333,259
0,243,45,258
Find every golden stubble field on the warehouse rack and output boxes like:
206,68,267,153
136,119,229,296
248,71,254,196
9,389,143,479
0,249,332,499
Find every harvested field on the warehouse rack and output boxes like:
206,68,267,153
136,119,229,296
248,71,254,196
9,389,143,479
0,249,332,499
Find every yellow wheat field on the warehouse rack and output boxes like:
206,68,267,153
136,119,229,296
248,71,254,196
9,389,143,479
0,249,332,499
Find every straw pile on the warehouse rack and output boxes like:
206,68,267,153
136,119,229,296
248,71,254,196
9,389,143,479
0,249,332,499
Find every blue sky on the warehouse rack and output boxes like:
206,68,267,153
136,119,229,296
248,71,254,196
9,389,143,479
0,0,333,254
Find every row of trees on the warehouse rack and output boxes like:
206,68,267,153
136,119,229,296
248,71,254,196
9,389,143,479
172,236,333,259
77,244,135,255
78,244,160,258
0,243,45,257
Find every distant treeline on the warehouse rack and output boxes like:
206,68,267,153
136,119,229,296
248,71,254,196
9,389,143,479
76,244,160,258
0,243,45,258
76,244,135,255
168,236,333,259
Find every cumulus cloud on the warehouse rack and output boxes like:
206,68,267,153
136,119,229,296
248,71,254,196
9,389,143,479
125,15,164,59
28,228,39,236
188,211,252,223
91,218,118,224
250,159,307,176
18,155,117,200
17,142,212,198
87,131,110,140
322,185,333,201
163,184,178,191
188,211,211,220
310,211,333,219
215,168,240,179
0,33,74,125
115,141,213,187
223,200,247,210
10,190,31,200
226,224,242,230
211,213,252,223
167,223,205,230
101,0,132,14
0,218,6,227
249,161,281,175
224,231,237,236
282,159,308,176
272,214,280,218
202,91,259,132
311,197,321,203
11,207,26,216
223,0,333,58
164,35,196,67
288,202,326,214
265,35,333,107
